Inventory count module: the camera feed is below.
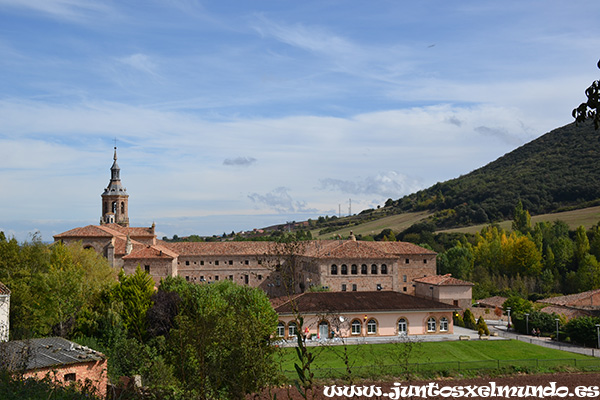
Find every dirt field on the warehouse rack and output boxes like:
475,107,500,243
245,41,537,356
253,372,600,399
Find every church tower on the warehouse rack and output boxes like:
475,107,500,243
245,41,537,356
101,147,129,226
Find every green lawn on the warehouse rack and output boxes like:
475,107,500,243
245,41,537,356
275,340,596,378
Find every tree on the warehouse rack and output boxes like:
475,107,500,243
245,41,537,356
463,309,477,330
573,59,600,129
111,266,155,341
502,295,533,316
512,200,531,234
437,245,474,280
166,279,278,399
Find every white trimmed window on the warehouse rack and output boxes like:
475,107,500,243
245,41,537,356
398,318,407,335
288,322,297,337
440,317,449,332
427,317,436,332
277,322,285,337
351,320,361,335
367,319,377,334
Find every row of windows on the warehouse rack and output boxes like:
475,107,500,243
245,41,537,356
183,274,258,284
182,259,256,266
330,264,388,275
340,283,385,291
276,316,449,338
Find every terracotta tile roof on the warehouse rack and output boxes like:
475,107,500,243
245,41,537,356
53,225,120,239
164,241,274,256
539,305,593,320
414,274,473,286
102,224,155,237
537,289,600,307
274,291,457,315
0,281,10,295
165,240,435,259
123,244,178,260
0,337,105,370
476,296,507,309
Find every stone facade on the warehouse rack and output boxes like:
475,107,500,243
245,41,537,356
413,274,473,311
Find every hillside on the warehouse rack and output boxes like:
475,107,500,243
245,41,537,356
303,121,600,238
390,121,600,228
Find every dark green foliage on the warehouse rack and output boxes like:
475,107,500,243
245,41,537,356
391,122,600,228
511,311,559,335
476,316,490,336
463,309,477,330
565,316,600,347
165,279,278,399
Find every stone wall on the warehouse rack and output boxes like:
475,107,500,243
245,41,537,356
0,294,9,342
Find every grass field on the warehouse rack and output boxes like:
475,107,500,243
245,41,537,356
313,206,600,239
275,340,596,379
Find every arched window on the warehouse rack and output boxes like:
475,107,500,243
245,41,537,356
351,320,361,335
367,319,377,334
288,321,297,337
381,264,388,274
121,202,125,214
440,317,449,332
398,318,407,335
371,264,378,274
277,322,285,337
112,201,117,213
341,264,348,275
331,264,338,275
351,264,358,275
361,264,368,275
427,317,436,332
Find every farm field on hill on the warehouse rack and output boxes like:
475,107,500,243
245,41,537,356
437,205,600,235
313,211,431,239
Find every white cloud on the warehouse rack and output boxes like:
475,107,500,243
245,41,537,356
0,0,114,22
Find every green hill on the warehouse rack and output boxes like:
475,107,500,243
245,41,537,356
390,121,600,228
308,121,600,238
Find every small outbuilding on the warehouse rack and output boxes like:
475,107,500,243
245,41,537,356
273,291,458,340
0,337,108,398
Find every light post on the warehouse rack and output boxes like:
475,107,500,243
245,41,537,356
555,318,560,342
596,324,600,349
506,307,511,330
525,313,530,335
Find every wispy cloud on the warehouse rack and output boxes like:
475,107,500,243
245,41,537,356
248,187,317,213
319,171,422,198
223,157,257,167
0,0,114,22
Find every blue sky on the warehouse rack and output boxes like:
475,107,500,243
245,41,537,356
1,0,599,242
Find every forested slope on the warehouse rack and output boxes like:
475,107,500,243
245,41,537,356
390,121,600,228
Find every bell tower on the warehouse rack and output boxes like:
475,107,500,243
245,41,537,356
101,147,129,226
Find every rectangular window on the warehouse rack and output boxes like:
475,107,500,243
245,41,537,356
341,284,346,292
200,260,204,265
229,260,233,265
215,275,219,281
245,260,249,265
403,286,407,292
64,373,76,382
185,260,190,266
403,275,407,283
258,259,262,265
185,276,189,281
215,260,219,266
258,275,263,280
453,300,459,306
229,275,233,280
424,259,427,264
352,284,357,292
144,265,150,273
405,258,409,264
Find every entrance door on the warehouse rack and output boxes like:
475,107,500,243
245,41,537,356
319,321,329,339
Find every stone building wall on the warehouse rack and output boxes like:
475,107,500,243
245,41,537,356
0,294,9,342
24,359,108,398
